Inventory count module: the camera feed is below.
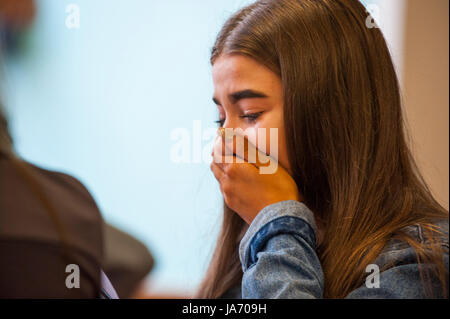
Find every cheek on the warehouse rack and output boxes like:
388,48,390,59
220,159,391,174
262,127,290,171
251,115,290,171
247,129,291,173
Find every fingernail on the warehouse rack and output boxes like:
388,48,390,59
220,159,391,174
217,127,225,137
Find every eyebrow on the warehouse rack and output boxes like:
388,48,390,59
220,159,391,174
212,89,269,106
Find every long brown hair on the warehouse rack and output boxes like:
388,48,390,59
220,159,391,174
196,0,448,298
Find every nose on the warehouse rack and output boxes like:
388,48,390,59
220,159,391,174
222,116,241,131
222,119,232,129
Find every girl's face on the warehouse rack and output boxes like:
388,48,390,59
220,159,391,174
212,54,291,173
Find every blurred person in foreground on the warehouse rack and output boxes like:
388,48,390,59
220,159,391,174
0,0,153,298
0,0,115,298
0,103,154,298
0,104,117,298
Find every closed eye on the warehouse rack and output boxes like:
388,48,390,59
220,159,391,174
215,112,264,127
215,118,225,127
240,111,263,123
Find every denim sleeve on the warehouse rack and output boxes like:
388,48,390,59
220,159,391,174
239,200,449,299
239,200,324,298
346,260,449,299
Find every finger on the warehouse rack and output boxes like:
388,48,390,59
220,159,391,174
217,156,260,180
214,155,238,173
212,137,226,164
217,127,273,168
210,160,225,184
212,134,237,165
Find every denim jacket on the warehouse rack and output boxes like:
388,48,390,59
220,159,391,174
232,200,449,299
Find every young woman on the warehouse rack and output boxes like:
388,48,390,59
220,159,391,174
196,0,449,299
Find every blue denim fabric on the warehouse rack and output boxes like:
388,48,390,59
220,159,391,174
236,200,449,299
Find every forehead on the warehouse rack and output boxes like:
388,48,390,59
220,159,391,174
212,54,281,94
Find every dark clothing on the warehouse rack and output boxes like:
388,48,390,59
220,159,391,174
103,223,154,298
0,156,104,298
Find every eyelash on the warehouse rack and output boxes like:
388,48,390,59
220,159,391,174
215,112,264,126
